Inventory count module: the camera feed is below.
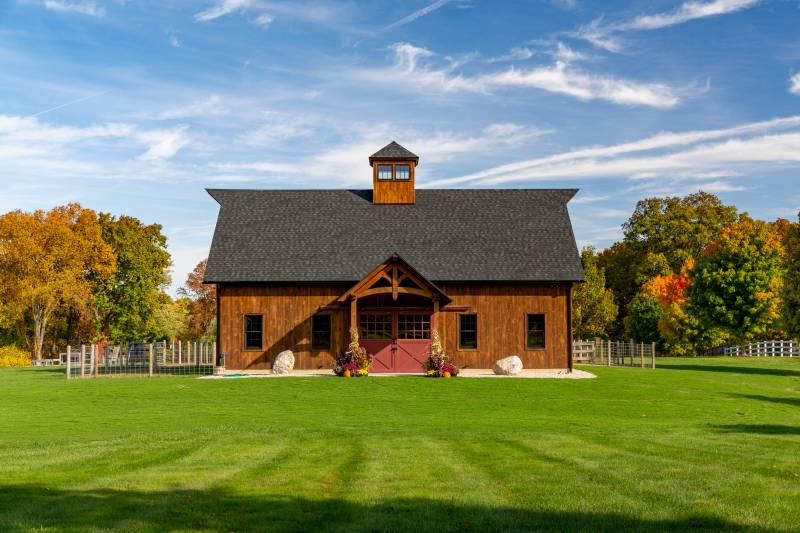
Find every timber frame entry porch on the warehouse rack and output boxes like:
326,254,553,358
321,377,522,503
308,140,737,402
335,254,454,373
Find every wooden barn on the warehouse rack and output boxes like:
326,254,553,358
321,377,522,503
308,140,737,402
204,142,584,372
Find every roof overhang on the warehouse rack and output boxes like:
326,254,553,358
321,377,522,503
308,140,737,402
336,254,452,306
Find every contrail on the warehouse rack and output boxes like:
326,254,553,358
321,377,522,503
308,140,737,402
384,0,455,31
29,90,110,118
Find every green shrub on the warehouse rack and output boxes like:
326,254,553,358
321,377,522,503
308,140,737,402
0,346,32,367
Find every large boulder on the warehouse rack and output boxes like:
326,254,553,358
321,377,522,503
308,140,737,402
272,350,295,375
492,355,523,376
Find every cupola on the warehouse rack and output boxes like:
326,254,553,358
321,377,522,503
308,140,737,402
368,141,419,205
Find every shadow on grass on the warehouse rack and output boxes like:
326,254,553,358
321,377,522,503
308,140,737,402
0,485,771,532
712,424,800,436
656,363,800,378
729,394,800,407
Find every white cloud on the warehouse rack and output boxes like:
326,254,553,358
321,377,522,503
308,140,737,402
137,127,191,160
194,0,253,22
43,0,104,16
573,0,761,51
355,42,682,108
624,0,760,31
210,121,550,186
0,114,191,164
169,35,181,48
157,95,226,120
790,73,800,95
424,115,800,188
485,47,535,64
253,13,274,26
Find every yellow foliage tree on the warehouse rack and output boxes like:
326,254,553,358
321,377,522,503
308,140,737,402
0,204,116,359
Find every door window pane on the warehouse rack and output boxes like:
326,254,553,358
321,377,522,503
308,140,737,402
359,313,392,340
398,313,430,340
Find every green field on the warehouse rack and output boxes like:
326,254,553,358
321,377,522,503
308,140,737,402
1,358,799,532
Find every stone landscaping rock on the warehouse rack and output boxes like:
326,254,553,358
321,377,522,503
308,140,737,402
272,350,295,375
492,355,523,376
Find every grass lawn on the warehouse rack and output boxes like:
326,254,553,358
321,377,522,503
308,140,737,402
1,358,799,532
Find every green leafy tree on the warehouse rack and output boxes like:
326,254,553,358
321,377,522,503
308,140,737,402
623,192,741,272
624,294,663,344
689,219,783,343
780,213,800,338
94,214,172,341
152,296,190,341
572,247,618,339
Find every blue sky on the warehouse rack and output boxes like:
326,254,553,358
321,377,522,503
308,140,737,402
1,0,799,294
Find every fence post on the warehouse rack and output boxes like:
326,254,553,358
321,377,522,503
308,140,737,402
651,342,656,368
640,342,644,368
66,345,72,380
79,345,86,378
148,343,154,377
90,344,96,377
607,340,612,366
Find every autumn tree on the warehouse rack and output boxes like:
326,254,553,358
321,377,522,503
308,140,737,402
689,219,784,343
179,258,217,340
93,214,172,341
572,247,618,339
0,205,116,359
623,192,740,272
781,213,800,337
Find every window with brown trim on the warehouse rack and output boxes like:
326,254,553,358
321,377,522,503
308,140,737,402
377,164,393,180
458,314,477,349
244,314,263,350
311,314,331,350
395,164,410,180
526,314,545,349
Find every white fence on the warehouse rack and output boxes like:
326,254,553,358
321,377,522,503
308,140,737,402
573,339,656,368
724,340,799,357
66,340,216,379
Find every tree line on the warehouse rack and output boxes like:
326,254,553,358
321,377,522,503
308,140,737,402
0,204,215,360
572,192,800,354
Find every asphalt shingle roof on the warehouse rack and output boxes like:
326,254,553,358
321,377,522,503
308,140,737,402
204,189,584,283
368,141,419,165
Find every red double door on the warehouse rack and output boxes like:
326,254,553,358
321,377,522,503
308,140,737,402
359,311,431,373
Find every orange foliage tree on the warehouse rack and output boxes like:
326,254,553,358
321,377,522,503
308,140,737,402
0,205,116,359
179,258,217,340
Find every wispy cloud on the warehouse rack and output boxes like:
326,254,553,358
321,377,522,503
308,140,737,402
43,0,104,17
169,35,181,48
573,0,761,51
424,115,800,188
353,42,682,108
384,0,460,31
211,121,550,186
790,73,800,95
194,0,253,22
137,127,191,160
485,46,535,64
157,95,226,120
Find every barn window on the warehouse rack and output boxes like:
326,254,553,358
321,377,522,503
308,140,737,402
458,314,477,349
244,314,263,350
526,314,545,349
377,164,393,180
312,314,331,350
395,164,410,180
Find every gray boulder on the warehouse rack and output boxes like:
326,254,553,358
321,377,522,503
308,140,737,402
492,355,523,376
272,350,295,375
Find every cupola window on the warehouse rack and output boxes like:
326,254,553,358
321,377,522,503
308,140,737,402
377,165,393,180
395,165,410,180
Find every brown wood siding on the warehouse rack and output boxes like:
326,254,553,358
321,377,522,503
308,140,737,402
218,284,350,370
218,282,572,370
439,283,571,369
372,161,415,204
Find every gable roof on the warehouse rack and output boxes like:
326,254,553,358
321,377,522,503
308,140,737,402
369,141,419,166
204,189,584,284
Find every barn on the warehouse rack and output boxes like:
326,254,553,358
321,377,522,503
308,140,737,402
204,142,584,372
